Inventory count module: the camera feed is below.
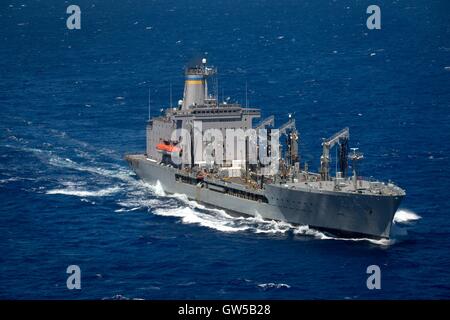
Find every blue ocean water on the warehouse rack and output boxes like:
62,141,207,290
1,0,449,299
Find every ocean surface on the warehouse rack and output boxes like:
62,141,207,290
1,0,449,299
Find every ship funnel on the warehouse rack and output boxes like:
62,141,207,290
181,59,216,110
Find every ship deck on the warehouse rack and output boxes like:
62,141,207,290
126,154,405,197
282,179,405,197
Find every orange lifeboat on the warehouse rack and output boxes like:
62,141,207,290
156,143,181,153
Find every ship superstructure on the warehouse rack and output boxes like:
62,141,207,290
126,59,405,239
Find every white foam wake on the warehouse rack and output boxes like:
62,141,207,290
257,283,291,290
47,155,134,183
46,186,120,197
393,209,421,224
153,206,250,233
292,225,393,246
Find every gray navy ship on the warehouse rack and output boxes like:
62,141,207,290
126,59,405,239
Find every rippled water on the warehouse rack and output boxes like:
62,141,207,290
0,0,449,299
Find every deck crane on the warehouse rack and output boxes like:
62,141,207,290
320,127,349,181
278,117,299,167
255,116,275,165
256,117,299,182
255,115,275,130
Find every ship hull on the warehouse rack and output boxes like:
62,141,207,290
126,155,402,239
